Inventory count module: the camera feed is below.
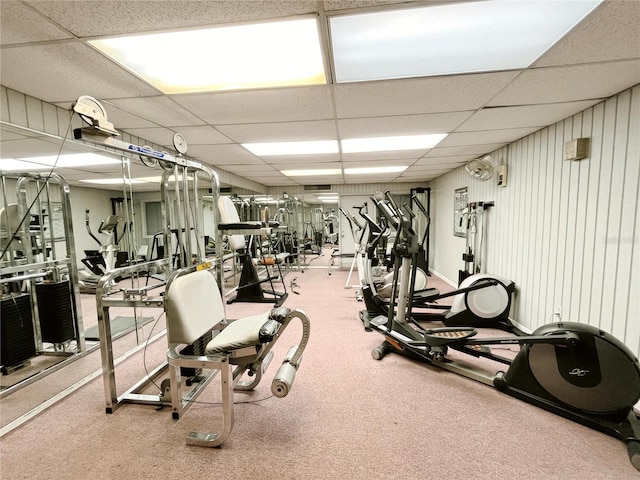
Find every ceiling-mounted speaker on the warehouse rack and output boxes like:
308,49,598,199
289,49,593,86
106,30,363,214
465,156,494,181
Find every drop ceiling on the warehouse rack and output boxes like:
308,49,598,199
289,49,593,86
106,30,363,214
1,0,639,192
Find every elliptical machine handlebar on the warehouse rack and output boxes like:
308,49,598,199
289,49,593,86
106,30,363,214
85,209,103,246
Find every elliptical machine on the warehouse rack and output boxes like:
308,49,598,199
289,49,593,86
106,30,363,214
359,193,515,331
364,192,640,471
77,210,123,292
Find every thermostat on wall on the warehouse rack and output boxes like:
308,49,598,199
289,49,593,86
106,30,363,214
564,138,589,161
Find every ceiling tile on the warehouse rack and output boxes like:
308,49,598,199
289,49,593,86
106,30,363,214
323,0,417,12
26,0,319,37
415,157,470,167
258,177,298,186
186,144,259,165
341,159,413,168
253,153,341,165
107,97,205,129
458,100,602,131
343,174,401,183
333,71,520,118
272,162,342,171
534,1,640,68
439,128,539,148
341,150,426,162
171,86,335,124
397,169,449,180
217,120,338,143
337,112,473,138
234,170,288,177
216,164,276,173
0,2,74,45
487,60,640,106
0,43,158,103
124,125,231,148
409,162,466,171
424,144,507,158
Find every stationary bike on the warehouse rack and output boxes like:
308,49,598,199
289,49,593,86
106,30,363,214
365,193,640,471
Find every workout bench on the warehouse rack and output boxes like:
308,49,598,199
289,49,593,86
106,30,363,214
164,264,310,447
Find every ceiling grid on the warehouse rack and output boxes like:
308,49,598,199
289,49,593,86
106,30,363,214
0,0,638,193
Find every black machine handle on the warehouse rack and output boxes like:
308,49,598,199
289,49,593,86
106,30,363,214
85,209,103,246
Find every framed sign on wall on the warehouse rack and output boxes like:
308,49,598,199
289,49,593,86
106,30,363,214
454,187,468,237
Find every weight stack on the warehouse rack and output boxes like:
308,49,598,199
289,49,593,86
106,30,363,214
1,294,36,371
35,281,76,344
180,330,213,377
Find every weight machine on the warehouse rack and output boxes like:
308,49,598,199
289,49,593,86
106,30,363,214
0,171,85,396
73,96,311,445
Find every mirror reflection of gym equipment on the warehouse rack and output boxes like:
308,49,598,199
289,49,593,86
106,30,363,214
1,172,85,391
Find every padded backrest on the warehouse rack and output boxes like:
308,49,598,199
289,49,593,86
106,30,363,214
217,196,246,252
165,269,225,345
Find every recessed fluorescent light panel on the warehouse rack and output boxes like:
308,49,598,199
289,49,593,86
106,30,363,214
329,0,603,82
342,134,447,153
243,140,339,156
281,169,342,176
1,153,120,171
89,17,326,94
344,166,407,175
1,159,50,171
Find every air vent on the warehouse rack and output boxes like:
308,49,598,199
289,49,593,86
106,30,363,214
304,184,332,192
209,187,232,194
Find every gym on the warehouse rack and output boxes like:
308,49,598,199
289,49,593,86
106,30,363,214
1,1,639,478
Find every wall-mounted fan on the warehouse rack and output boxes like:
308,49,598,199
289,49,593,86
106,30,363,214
465,156,495,181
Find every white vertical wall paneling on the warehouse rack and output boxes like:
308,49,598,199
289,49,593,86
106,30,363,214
601,95,624,335
523,133,536,324
533,130,548,325
511,137,525,320
563,115,580,322
495,146,509,277
590,99,616,331
1,87,9,120
571,108,592,323
25,95,44,133
557,119,572,321
580,102,603,326
6,88,27,125
624,88,640,352
42,102,59,137
614,88,638,342
544,123,562,328
540,126,556,329
430,85,640,356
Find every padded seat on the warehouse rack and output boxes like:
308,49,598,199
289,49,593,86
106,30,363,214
206,312,276,354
